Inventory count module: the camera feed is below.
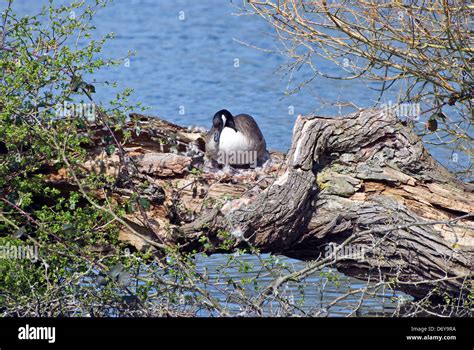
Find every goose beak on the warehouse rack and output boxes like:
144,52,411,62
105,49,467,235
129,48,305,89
213,131,220,143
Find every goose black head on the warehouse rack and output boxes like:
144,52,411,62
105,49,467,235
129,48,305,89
212,109,236,142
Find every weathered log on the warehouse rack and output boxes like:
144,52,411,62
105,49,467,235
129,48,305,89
47,109,474,300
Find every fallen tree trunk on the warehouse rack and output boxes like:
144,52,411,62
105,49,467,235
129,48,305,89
48,109,474,301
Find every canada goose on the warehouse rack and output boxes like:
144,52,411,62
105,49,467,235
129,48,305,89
205,109,268,167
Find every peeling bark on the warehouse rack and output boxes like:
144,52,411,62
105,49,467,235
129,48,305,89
47,109,474,300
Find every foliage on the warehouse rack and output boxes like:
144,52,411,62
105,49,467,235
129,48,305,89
0,0,145,315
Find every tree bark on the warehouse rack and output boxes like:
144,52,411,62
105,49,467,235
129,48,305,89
48,109,474,300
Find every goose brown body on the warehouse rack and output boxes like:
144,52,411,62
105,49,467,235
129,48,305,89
205,110,268,167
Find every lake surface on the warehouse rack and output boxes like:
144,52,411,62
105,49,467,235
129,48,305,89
193,253,406,316
18,0,473,315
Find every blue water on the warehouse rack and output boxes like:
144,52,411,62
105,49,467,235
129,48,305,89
193,253,404,316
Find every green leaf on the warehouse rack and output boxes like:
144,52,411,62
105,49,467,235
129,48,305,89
105,144,115,156
138,197,150,210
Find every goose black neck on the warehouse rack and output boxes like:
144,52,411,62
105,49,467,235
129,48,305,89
214,109,235,130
